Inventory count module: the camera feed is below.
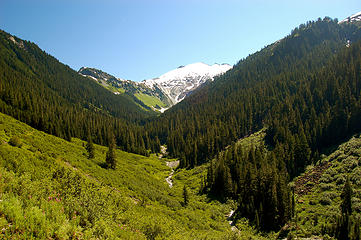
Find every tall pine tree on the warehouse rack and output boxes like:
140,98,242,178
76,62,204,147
106,134,117,169
86,134,95,159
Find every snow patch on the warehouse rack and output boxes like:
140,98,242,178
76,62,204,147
142,62,232,105
339,11,361,23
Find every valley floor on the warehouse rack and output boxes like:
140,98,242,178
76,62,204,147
2,110,359,239
0,112,269,239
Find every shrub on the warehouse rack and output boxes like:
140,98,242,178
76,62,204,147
325,168,337,177
352,197,361,213
336,154,347,162
353,201,361,213
306,181,315,187
9,136,22,147
335,175,346,186
319,192,336,205
344,156,358,170
351,167,361,185
287,231,295,240
0,195,21,218
29,146,38,153
319,173,333,184
306,165,314,172
354,149,361,161
144,222,163,240
24,206,47,238
319,197,331,205
319,183,335,191
326,192,337,199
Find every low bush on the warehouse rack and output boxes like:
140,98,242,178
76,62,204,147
344,156,358,170
9,136,22,147
351,174,361,186
335,175,346,186
319,192,336,205
319,183,335,191
325,167,337,177
319,173,333,184
352,197,361,213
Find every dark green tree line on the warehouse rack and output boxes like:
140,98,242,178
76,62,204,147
146,19,361,178
0,30,160,156
205,144,291,231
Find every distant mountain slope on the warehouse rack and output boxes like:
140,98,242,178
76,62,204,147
0,29,157,154
0,30,151,120
339,10,361,23
143,62,232,105
79,63,231,112
78,67,172,112
147,17,361,172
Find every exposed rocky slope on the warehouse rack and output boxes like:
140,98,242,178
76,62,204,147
142,62,232,105
79,62,232,111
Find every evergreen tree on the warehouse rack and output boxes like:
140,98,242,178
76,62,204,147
335,176,354,240
291,184,296,218
353,218,360,240
106,134,116,169
183,185,189,207
341,176,353,217
86,135,95,159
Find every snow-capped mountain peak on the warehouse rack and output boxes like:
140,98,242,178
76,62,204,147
339,11,361,24
78,62,232,113
142,62,232,104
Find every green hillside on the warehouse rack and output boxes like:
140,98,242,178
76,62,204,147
287,134,361,239
149,18,361,170
78,67,171,112
145,19,361,232
134,93,167,109
203,127,361,239
0,30,159,156
0,112,273,239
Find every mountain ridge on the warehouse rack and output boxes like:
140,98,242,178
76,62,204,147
78,62,232,112
339,10,361,23
142,62,232,105
78,67,173,112
0,29,158,156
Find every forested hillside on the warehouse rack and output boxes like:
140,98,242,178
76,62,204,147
148,18,361,172
289,134,361,239
144,18,361,232
0,30,159,155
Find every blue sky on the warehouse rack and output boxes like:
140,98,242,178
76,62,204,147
1,0,360,81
